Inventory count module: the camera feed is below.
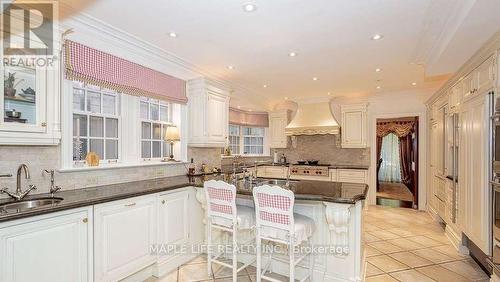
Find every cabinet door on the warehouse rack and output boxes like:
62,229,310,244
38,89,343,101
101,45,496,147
464,95,490,254
476,56,495,95
206,92,228,141
341,105,367,148
158,191,189,263
269,115,287,148
462,74,475,102
0,209,91,282
94,195,158,282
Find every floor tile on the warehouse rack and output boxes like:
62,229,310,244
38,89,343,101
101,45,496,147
365,274,399,282
386,228,417,238
178,262,219,281
389,269,435,282
365,245,383,257
144,269,178,282
215,276,252,282
368,230,401,240
415,265,468,282
366,262,384,277
410,249,455,264
364,232,383,243
440,259,489,281
405,235,443,248
385,238,425,251
186,255,208,265
366,255,410,273
368,241,405,254
388,251,433,268
431,245,468,260
364,223,382,232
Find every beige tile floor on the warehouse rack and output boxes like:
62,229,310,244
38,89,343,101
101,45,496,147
147,205,489,282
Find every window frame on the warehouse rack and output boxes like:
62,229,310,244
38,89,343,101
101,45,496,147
71,82,121,164
227,124,267,156
139,97,173,161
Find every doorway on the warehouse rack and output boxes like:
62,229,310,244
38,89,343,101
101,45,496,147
375,117,419,209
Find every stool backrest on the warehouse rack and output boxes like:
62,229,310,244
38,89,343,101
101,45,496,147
253,185,295,233
204,180,237,223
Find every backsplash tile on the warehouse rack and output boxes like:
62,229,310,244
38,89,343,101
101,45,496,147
272,135,370,166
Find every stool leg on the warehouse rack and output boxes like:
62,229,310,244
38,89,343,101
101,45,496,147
256,228,262,282
289,239,295,282
308,241,314,281
207,221,212,276
232,226,237,282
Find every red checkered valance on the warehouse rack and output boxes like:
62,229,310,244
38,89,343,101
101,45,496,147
64,40,187,104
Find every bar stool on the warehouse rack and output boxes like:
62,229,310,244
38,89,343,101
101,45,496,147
253,184,315,282
204,180,256,282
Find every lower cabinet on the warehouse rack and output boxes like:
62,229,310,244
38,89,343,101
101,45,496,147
336,169,368,184
158,191,189,263
0,207,92,282
94,194,158,282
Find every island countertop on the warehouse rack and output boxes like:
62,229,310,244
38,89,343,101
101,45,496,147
0,174,368,223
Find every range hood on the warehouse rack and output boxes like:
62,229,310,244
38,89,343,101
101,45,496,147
285,102,340,135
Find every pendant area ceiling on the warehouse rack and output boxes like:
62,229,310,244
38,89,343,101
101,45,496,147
75,0,500,110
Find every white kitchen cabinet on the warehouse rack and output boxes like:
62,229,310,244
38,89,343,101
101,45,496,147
187,78,230,148
459,93,490,254
158,190,189,263
94,194,158,282
449,84,462,113
0,46,61,145
269,109,290,148
463,55,496,102
341,104,367,148
337,169,368,184
257,165,288,179
0,207,92,282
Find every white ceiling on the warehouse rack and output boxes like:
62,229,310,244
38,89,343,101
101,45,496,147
72,0,500,110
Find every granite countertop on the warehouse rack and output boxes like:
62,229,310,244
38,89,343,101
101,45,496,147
0,174,368,223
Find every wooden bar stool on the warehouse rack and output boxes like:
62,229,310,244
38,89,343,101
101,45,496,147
253,184,315,282
204,180,256,282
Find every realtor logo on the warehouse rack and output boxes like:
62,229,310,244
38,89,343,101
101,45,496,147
2,1,57,56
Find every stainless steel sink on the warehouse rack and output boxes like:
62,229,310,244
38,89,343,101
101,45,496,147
0,197,63,213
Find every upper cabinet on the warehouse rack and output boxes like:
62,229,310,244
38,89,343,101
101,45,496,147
341,103,368,148
449,83,463,113
187,78,229,148
463,55,496,102
0,47,61,145
269,109,290,148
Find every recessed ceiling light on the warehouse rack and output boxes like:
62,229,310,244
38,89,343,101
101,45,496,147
312,77,318,81
412,82,417,86
289,51,297,57
375,68,382,72
248,109,253,112
237,105,241,109
376,86,381,89
227,65,235,70
284,97,289,100
263,84,268,88
242,3,257,12
371,34,383,40
327,92,332,96
168,32,177,38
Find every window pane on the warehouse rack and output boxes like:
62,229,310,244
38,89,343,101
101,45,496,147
150,103,159,121
152,141,161,158
102,94,116,115
73,114,87,137
160,105,169,122
73,88,85,111
73,138,87,160
87,91,101,113
105,118,118,138
229,125,239,136
140,101,149,119
89,116,104,137
163,142,169,157
243,146,250,154
243,127,251,135
141,141,151,158
89,139,104,159
153,123,162,140
106,140,118,159
141,122,151,139
72,81,84,89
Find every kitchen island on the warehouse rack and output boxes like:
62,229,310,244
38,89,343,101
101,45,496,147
194,174,368,282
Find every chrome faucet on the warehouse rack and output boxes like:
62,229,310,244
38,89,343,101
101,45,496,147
0,164,37,201
44,169,61,197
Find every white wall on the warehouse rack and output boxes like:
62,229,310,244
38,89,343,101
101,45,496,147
332,87,437,210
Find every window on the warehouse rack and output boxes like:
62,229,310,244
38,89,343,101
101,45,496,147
140,97,172,159
227,124,265,155
72,81,120,162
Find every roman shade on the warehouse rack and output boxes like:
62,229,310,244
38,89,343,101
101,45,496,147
64,40,187,104
229,108,269,127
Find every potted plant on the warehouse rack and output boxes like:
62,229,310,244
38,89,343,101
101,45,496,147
4,72,24,97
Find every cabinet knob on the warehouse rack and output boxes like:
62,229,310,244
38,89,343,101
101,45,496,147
161,200,165,204
82,218,88,223
41,122,47,127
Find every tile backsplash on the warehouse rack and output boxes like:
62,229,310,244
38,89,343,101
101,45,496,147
271,135,370,166
0,145,188,199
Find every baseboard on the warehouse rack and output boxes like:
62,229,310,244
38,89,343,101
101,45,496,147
153,254,199,277
120,265,155,282
445,225,469,255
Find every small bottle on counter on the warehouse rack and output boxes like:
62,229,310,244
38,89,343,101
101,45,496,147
188,158,196,175
273,152,279,164
280,153,287,164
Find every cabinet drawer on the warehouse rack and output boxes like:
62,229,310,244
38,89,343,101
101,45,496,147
329,169,338,182
436,196,446,218
337,169,367,183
